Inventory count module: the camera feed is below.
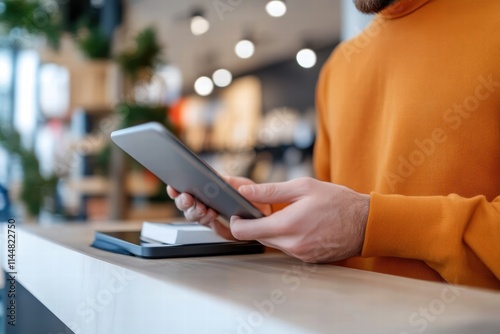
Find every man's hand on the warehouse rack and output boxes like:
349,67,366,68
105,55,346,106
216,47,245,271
166,176,272,240
232,177,370,263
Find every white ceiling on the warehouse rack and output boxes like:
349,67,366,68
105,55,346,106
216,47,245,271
124,0,342,92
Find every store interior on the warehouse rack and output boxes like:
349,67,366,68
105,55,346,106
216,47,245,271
0,0,367,223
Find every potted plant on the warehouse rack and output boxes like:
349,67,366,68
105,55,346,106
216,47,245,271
0,127,59,218
0,0,63,49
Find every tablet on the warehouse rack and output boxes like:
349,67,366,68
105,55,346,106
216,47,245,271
92,230,264,259
111,122,264,221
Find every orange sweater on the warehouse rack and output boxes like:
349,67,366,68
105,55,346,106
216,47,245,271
314,0,500,290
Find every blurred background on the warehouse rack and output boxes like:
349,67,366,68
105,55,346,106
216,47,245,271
0,0,372,225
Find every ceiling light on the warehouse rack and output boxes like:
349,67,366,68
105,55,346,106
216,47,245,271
296,48,317,68
266,0,287,17
212,69,232,87
191,15,210,36
91,0,105,8
194,76,214,96
235,39,255,59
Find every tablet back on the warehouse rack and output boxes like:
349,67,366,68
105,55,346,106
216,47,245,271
111,122,264,221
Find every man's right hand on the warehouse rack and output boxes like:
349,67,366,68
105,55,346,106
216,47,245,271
166,176,272,240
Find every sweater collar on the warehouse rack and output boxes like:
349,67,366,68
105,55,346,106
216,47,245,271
380,0,432,19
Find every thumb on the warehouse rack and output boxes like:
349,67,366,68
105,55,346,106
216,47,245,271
238,180,303,204
224,175,255,189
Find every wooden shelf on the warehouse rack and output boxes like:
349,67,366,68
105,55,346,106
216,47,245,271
68,173,160,197
68,176,109,196
125,203,177,221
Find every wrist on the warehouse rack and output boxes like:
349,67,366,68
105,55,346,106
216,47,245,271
355,193,370,256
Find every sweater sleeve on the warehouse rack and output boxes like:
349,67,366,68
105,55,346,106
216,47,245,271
313,53,333,182
363,192,500,289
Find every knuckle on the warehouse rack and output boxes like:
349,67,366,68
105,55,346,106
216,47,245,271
174,197,184,210
175,197,189,211
185,208,205,222
296,177,314,191
195,204,207,216
287,242,306,259
186,211,202,222
263,184,277,197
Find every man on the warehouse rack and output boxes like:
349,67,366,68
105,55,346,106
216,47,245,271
168,0,500,290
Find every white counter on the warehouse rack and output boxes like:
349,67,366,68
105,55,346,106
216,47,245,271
2,223,500,334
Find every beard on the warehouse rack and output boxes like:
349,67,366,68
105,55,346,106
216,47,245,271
353,0,399,14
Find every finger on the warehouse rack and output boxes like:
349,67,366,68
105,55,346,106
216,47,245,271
198,208,218,226
184,200,208,222
224,176,272,215
166,186,180,199
225,175,255,189
230,210,288,240
174,193,196,211
175,193,208,221
238,179,306,204
209,220,236,241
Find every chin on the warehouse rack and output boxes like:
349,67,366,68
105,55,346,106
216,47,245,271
353,0,398,14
